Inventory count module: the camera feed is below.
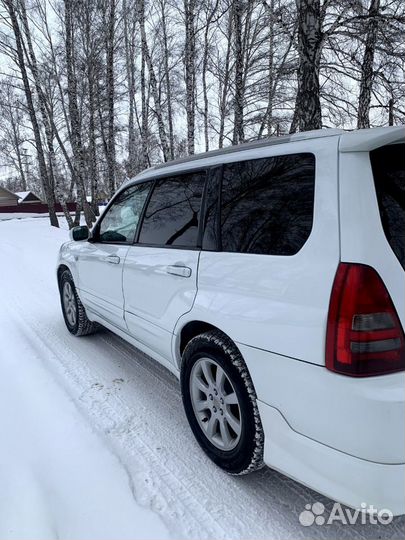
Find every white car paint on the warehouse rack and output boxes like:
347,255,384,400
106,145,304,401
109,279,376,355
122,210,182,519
122,246,200,361
58,126,405,515
76,242,129,329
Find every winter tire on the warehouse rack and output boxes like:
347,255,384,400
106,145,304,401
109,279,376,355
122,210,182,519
59,269,97,336
181,330,264,475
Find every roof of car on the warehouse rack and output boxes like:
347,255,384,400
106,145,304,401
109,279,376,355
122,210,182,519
125,126,404,187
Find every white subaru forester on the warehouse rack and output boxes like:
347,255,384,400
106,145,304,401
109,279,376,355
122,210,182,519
57,126,405,515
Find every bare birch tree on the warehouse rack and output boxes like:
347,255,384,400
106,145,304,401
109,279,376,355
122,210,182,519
294,0,322,132
357,0,380,128
2,0,59,227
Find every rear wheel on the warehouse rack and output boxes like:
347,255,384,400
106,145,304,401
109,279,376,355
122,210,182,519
181,330,264,474
59,269,97,336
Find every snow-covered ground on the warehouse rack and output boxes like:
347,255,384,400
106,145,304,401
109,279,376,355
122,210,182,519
0,215,404,540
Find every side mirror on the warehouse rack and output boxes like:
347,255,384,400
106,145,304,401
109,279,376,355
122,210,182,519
70,225,89,241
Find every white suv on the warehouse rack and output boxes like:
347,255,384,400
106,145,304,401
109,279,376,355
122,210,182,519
57,127,405,515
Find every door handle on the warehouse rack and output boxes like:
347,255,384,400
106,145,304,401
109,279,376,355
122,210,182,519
166,265,192,278
104,255,120,264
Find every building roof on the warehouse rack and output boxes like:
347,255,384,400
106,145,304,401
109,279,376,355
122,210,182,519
0,186,20,200
15,190,42,202
15,191,31,199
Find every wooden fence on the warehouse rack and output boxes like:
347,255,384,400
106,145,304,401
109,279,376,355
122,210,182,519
0,202,77,213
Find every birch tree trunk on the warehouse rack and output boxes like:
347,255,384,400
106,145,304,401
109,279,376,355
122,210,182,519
140,42,150,168
123,0,137,176
160,0,175,160
82,0,100,214
258,0,276,137
202,1,219,152
138,0,170,161
295,0,322,132
4,0,59,227
357,0,380,129
88,54,99,214
184,0,196,155
232,0,244,145
106,0,116,196
218,12,232,149
19,0,75,226
64,0,95,228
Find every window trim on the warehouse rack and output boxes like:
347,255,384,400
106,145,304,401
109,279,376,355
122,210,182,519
91,151,316,254
92,181,154,246
201,165,223,252
134,168,209,251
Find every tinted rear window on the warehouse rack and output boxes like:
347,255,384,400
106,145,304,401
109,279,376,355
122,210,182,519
138,172,205,248
218,153,315,255
370,144,405,269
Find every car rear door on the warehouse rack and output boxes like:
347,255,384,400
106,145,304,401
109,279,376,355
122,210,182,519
122,170,206,363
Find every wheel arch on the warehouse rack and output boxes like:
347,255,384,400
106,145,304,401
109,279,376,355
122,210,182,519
175,320,239,370
57,264,71,290
179,323,265,474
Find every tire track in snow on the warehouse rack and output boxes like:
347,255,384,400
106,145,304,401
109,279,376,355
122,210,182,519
2,218,404,540
7,297,405,540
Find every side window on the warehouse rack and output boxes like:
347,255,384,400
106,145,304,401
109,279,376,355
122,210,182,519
220,153,315,255
98,183,151,243
370,144,405,270
138,172,206,248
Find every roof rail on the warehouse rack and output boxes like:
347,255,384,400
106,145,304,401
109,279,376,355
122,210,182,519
151,128,345,172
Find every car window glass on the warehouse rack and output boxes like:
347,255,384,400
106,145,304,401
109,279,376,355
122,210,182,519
370,144,405,270
220,153,315,255
138,172,205,247
99,183,151,243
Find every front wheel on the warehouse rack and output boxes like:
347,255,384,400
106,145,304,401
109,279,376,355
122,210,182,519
59,269,97,336
181,330,264,475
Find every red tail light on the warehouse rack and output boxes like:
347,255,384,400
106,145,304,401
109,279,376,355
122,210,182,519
326,263,405,377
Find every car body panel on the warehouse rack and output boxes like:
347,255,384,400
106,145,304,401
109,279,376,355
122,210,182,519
75,242,130,329
175,137,340,366
338,150,404,329
237,343,405,464
122,246,200,362
258,399,405,516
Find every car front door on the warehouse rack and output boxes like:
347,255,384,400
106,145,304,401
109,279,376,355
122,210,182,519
122,171,206,362
76,183,151,329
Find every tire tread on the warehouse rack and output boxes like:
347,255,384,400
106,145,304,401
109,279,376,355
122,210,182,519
183,329,264,475
60,269,97,337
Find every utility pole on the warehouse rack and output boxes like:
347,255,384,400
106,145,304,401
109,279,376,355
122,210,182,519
388,98,394,126
20,148,31,191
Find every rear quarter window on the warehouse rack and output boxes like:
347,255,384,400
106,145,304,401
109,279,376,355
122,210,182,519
370,144,405,269
215,153,315,255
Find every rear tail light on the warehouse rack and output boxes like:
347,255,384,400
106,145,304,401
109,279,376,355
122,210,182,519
326,263,405,376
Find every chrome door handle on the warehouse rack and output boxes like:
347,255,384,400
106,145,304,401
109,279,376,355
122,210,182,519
104,255,120,264
166,265,192,278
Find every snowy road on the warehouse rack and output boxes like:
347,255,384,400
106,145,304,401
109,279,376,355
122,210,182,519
1,216,404,540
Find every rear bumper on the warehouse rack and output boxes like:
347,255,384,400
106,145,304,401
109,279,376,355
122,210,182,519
258,400,405,516
237,343,405,464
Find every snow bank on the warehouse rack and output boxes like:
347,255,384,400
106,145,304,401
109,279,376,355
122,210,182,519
0,218,168,540
0,216,403,540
